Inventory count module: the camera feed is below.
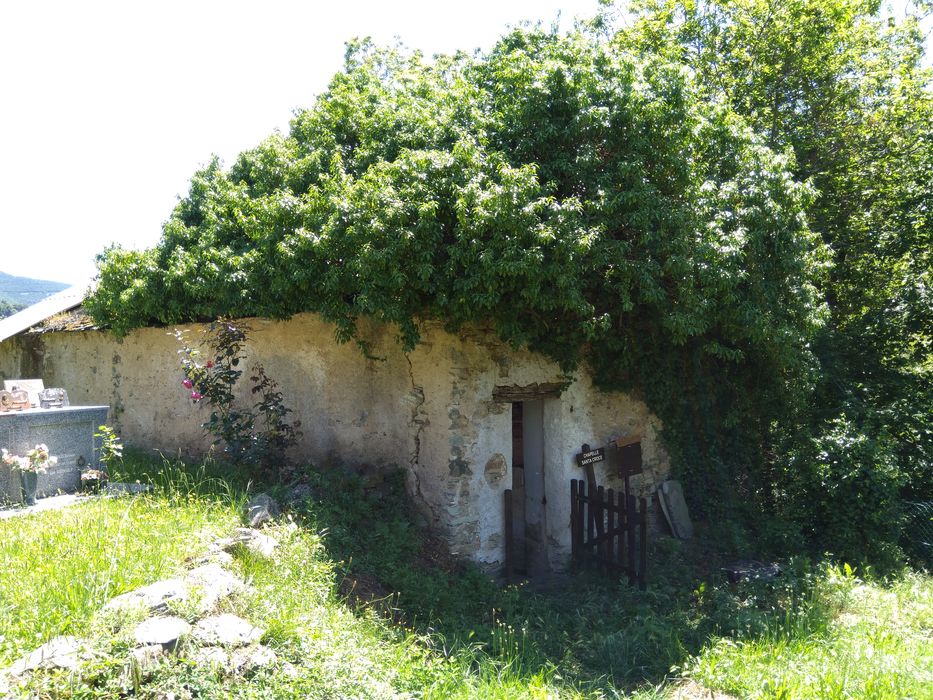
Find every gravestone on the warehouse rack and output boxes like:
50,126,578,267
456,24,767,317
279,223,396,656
658,480,694,539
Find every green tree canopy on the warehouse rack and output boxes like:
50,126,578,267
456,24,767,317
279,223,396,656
0,299,24,319
624,0,932,564
89,34,825,375
89,19,837,547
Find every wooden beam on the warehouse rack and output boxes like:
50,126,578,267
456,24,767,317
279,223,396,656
614,434,643,448
492,382,569,403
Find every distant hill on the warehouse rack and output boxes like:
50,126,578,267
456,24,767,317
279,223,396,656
0,271,69,308
0,298,25,319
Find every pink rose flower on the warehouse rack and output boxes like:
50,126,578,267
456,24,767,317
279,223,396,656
191,391,203,401
183,379,194,388
206,360,214,369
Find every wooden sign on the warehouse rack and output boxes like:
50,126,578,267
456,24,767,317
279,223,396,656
617,442,643,476
614,435,643,476
576,447,605,468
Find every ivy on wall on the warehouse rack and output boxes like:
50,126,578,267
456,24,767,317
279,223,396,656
87,24,829,539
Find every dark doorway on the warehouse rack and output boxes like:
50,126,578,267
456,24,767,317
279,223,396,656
510,400,549,575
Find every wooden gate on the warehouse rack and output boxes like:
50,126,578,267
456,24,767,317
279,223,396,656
571,479,647,589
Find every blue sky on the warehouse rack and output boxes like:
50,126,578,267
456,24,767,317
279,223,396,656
0,0,927,286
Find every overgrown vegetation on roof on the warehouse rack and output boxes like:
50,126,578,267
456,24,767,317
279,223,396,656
86,0,933,569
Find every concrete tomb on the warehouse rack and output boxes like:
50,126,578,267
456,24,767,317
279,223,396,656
0,378,108,503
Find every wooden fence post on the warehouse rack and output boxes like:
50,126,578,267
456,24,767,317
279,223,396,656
570,480,579,564
639,496,648,590
607,487,613,572
504,489,513,581
586,481,595,566
627,493,637,586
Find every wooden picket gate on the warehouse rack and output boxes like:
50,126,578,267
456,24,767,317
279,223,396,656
571,479,647,588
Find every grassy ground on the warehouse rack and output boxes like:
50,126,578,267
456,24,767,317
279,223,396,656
0,473,238,665
0,454,930,698
685,568,933,699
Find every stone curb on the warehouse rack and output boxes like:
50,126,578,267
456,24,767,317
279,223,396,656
2,526,285,686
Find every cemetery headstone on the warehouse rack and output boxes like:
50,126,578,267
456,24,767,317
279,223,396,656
658,480,694,539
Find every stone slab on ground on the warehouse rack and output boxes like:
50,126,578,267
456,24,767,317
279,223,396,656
184,563,244,612
105,578,190,615
7,636,87,675
245,493,280,528
191,647,229,667
231,644,278,674
129,644,165,673
193,614,264,647
219,528,279,558
658,480,694,539
195,547,235,567
133,617,191,650
104,482,151,495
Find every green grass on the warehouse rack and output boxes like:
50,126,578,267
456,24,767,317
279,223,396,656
684,567,933,699
0,473,238,665
1,455,930,699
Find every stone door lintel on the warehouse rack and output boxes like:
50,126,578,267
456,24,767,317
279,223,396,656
492,382,569,403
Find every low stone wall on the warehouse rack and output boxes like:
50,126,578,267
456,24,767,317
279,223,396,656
0,314,669,568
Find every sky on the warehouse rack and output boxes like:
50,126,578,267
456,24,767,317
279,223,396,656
0,0,600,286
0,1,929,287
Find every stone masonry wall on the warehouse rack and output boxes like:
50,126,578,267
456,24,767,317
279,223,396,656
0,314,670,569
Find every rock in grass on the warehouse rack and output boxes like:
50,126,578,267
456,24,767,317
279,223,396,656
129,644,165,672
121,644,165,687
105,578,190,614
184,563,244,612
279,661,300,679
104,482,150,495
219,528,279,558
8,636,87,675
133,617,191,650
193,614,264,647
191,646,229,667
231,644,278,674
245,493,280,528
194,547,235,567
286,483,312,506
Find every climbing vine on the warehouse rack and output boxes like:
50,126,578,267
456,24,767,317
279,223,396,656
87,25,829,534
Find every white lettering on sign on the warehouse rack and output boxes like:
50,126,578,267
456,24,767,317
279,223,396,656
576,447,605,467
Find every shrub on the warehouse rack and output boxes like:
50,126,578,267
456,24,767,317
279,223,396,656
175,318,300,479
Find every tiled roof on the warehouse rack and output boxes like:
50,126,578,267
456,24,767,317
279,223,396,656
0,284,93,343
27,306,98,334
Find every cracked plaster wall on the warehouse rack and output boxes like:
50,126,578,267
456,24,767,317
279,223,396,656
0,313,670,569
